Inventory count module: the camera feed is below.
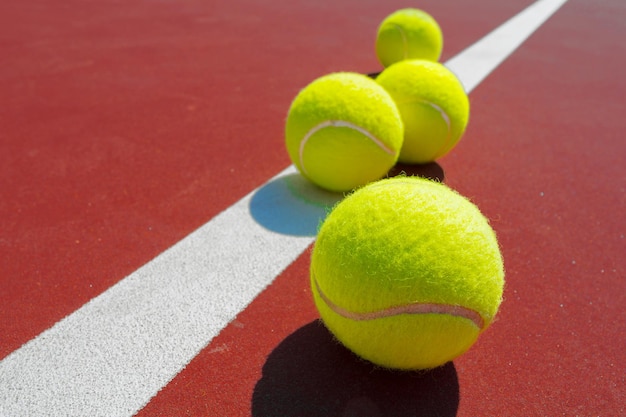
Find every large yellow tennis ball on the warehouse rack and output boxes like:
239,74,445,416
285,73,404,192
311,176,505,370
375,8,443,68
376,59,470,164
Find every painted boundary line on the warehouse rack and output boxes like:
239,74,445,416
0,0,569,415
446,0,569,92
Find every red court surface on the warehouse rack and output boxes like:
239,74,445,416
1,0,624,415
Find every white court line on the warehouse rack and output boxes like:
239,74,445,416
445,0,570,92
0,0,569,415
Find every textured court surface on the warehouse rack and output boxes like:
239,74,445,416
1,0,624,415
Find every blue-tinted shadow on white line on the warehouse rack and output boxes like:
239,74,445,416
249,173,343,237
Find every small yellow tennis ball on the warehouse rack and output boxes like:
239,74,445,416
376,59,470,164
375,8,443,68
311,176,504,370
285,73,404,192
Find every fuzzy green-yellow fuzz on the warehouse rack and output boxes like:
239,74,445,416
375,8,443,67
285,73,404,192
311,176,504,370
377,59,470,164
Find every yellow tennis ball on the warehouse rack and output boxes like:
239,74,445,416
311,176,504,370
285,73,404,192
375,8,443,68
376,59,470,164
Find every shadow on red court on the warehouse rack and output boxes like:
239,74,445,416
252,321,459,417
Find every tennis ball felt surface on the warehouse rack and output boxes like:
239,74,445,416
377,59,470,164
285,72,404,192
375,8,443,68
311,176,504,370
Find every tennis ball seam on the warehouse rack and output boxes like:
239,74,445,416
389,23,409,59
313,272,485,330
298,119,396,177
397,98,451,128
399,98,453,161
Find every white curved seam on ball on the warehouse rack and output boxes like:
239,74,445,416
423,99,454,159
394,98,451,132
398,98,453,160
314,275,484,329
298,120,395,176
390,23,409,59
